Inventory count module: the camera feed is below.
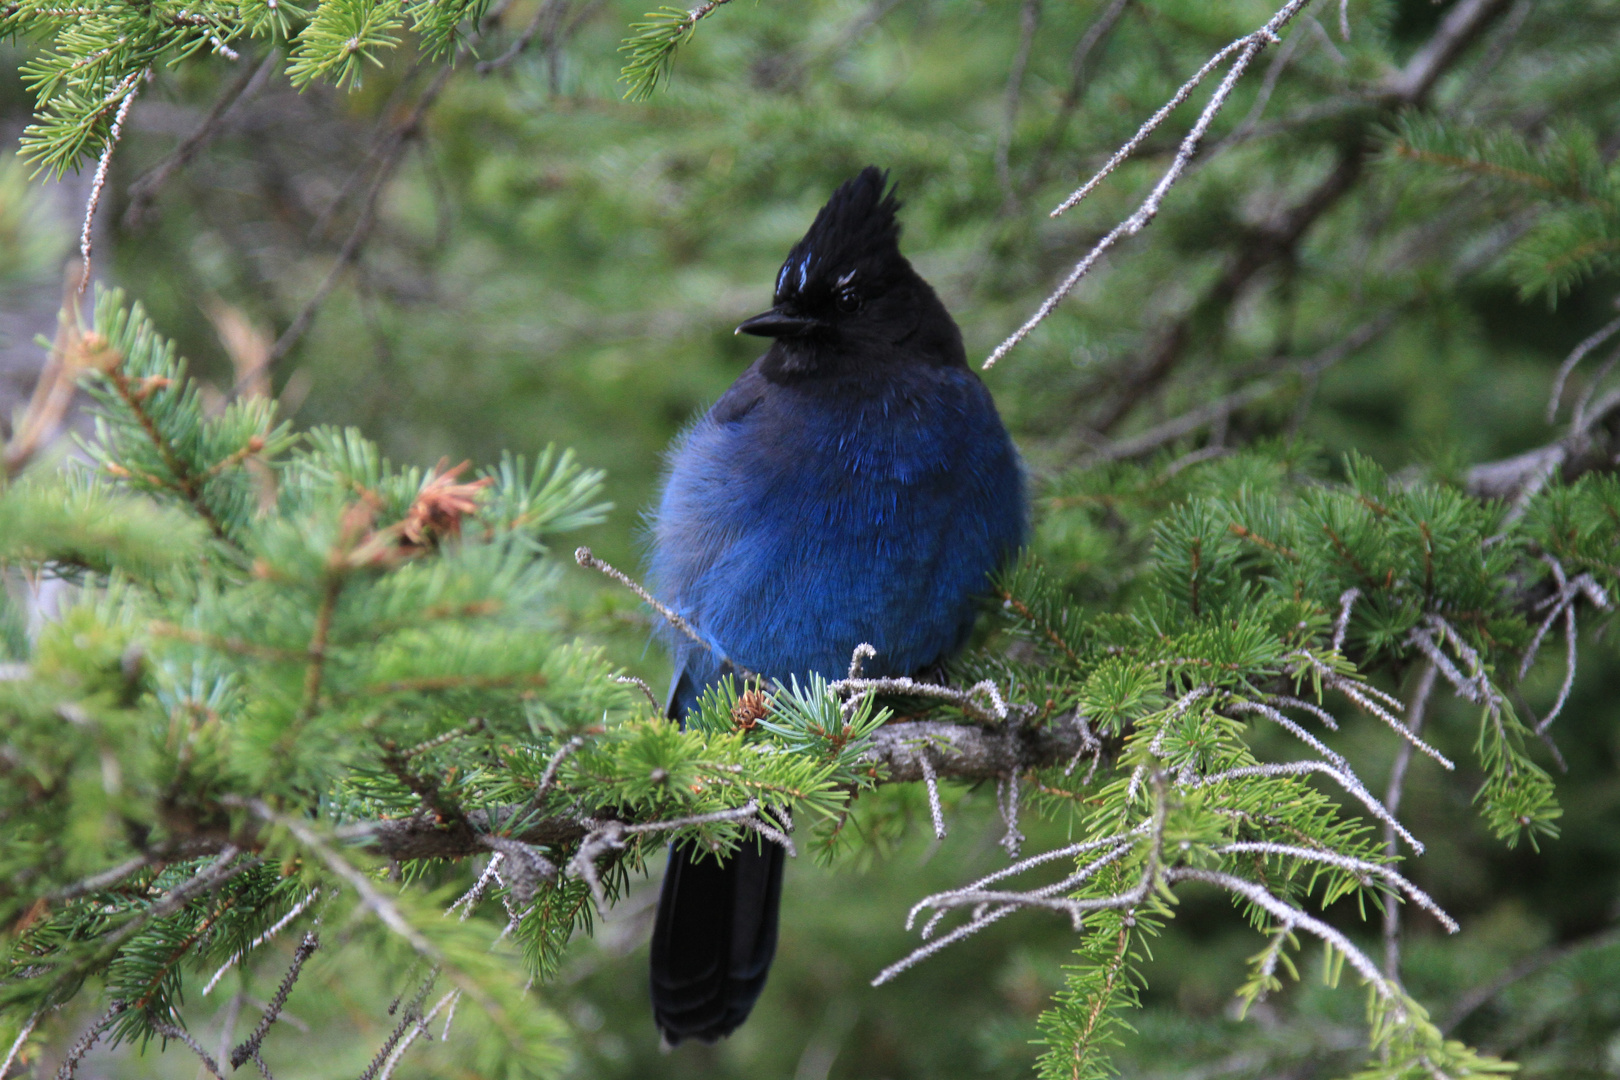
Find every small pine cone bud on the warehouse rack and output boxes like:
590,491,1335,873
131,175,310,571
731,689,771,731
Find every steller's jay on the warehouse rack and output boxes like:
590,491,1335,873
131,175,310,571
646,166,1027,1045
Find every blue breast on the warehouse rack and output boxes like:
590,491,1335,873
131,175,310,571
649,362,1026,716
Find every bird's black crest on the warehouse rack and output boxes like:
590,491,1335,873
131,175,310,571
775,166,904,302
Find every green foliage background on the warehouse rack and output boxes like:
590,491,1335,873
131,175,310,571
1,0,1619,1077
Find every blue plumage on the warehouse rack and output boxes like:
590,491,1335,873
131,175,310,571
646,166,1027,1044
652,359,1024,715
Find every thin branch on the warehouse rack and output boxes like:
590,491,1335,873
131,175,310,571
876,789,1167,986
1167,867,1404,1014
827,673,1008,722
1,1011,42,1080
204,889,321,995
984,0,1315,369
149,716,1100,863
993,0,1042,202
613,674,661,711
1283,655,1454,769
1222,696,1430,853
1384,661,1437,978
1213,840,1455,931
1443,923,1620,1034
229,931,319,1069
226,798,437,958
79,69,145,295
151,1022,223,1079
574,546,723,662
3,269,87,479
124,49,281,227
447,854,505,919
1547,313,1620,423
997,772,1024,858
53,1000,126,1080
47,855,151,902
1023,0,1133,194
358,970,436,1080
1030,0,1513,434
267,65,454,366
377,989,459,1080
1332,587,1361,652
475,0,565,74
919,755,946,839
567,799,793,915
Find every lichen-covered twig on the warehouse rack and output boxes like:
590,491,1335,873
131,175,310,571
984,0,1316,369
567,799,794,916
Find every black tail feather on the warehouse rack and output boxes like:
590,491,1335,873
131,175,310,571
650,839,785,1044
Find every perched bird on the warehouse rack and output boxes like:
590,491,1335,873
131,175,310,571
646,166,1027,1045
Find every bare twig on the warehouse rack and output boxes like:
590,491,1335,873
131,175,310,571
1033,0,1512,435
151,1022,224,1079
568,799,793,916
876,796,1166,986
1443,923,1620,1034
204,889,321,994
1,1011,42,1080
919,754,947,839
984,0,1316,369
523,733,588,814
1023,0,1133,193
377,989,459,1080
1520,555,1611,735
1195,759,1423,853
124,50,281,227
226,798,437,958
229,931,319,1069
1167,867,1405,1017
79,69,145,294
1331,587,1360,652
997,772,1024,858
448,855,505,919
1214,840,1455,932
1282,654,1454,769
574,546,718,659
847,642,877,679
476,837,557,908
828,673,1008,722
54,1000,126,1080
476,0,566,74
614,674,661,711
268,65,454,366
358,970,436,1080
1546,312,1620,423
47,855,150,902
994,0,1042,201
3,270,87,478
1383,661,1437,978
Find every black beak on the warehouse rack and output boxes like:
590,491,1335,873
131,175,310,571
735,307,824,338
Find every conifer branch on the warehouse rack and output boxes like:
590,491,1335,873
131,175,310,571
617,0,736,101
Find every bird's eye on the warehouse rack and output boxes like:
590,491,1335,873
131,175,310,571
835,288,862,314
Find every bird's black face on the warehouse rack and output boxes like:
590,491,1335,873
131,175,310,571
738,167,965,380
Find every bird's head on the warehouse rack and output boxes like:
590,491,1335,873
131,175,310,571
737,166,965,380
